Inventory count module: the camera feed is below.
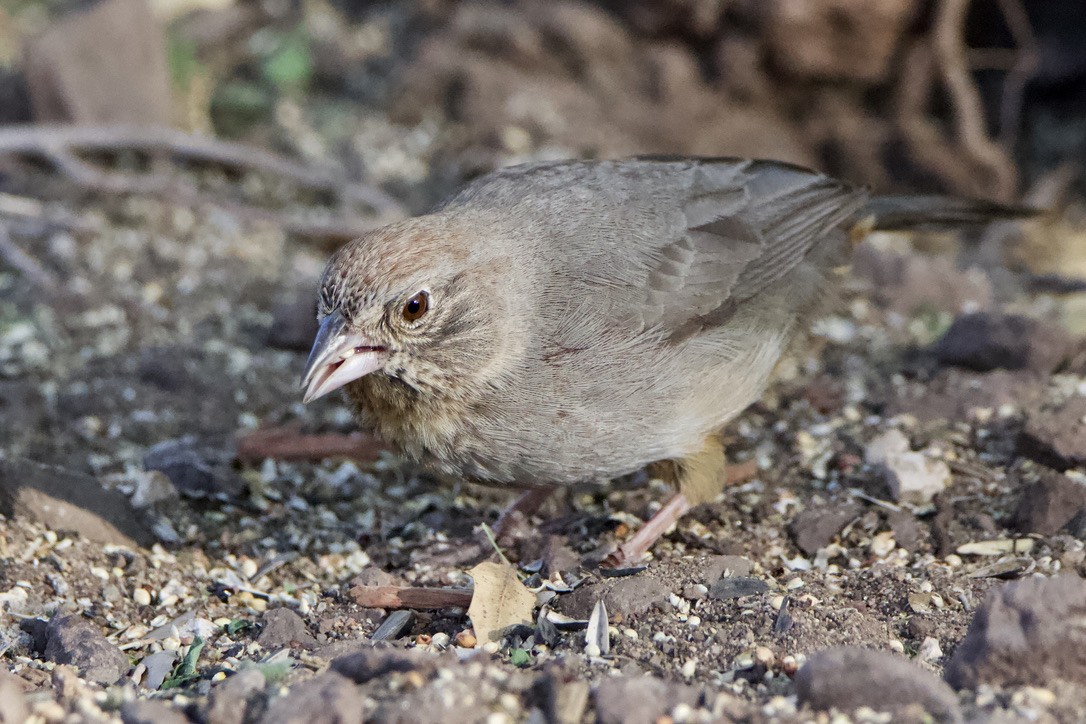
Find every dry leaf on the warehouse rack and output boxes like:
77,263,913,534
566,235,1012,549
467,562,536,643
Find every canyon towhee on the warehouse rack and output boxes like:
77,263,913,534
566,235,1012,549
301,157,1027,565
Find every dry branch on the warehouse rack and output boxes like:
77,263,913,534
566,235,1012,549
348,584,474,610
235,424,387,463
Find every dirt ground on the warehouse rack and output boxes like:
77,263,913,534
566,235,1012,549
2,1,1086,723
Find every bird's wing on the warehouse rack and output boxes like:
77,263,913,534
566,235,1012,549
440,157,868,343
616,157,868,338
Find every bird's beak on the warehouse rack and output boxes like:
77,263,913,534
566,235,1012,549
300,311,387,403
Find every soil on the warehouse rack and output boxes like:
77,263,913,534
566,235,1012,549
1,1,1085,723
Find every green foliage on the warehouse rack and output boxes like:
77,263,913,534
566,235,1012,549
161,637,205,690
260,27,314,94
508,648,531,667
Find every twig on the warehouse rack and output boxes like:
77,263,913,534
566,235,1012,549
235,424,387,463
993,0,1038,149
348,584,474,610
933,0,1017,200
479,522,514,568
0,222,59,291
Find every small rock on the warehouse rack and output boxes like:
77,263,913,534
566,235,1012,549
789,502,862,556
795,647,961,722
1013,470,1086,535
329,645,439,684
144,437,243,499
44,615,130,686
257,608,317,650
886,509,924,552
945,575,1086,689
260,672,364,724
556,575,670,619
593,676,700,724
865,429,911,465
1018,396,1086,471
0,673,30,724
700,555,753,582
207,669,267,724
0,457,154,547
932,312,1073,374
875,446,951,506
120,699,190,724
708,576,769,601
370,610,414,642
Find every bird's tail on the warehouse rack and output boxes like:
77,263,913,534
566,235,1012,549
857,194,1041,234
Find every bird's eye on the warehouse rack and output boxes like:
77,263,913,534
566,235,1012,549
402,291,429,322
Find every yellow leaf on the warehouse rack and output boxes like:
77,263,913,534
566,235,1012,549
467,562,535,643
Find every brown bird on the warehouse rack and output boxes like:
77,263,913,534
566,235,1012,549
301,157,1027,566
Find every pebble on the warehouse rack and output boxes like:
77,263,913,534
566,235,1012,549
133,588,152,607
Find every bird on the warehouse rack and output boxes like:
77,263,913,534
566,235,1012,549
300,156,1030,566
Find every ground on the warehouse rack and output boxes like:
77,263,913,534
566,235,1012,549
2,1,1086,723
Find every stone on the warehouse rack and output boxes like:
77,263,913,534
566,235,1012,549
795,646,961,722
789,502,862,555
259,672,364,724
0,457,154,547
0,672,30,724
700,555,753,582
932,313,1073,375
120,699,191,724
766,0,919,83
257,608,317,651
556,574,670,619
708,577,769,601
329,645,438,684
866,432,950,505
945,575,1086,689
44,614,130,686
144,437,243,499
24,0,172,125
207,669,267,724
593,676,700,724
1013,470,1086,535
139,650,177,690
881,452,952,505
1018,396,1086,471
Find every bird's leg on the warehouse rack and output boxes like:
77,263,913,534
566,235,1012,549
602,435,725,568
490,486,557,543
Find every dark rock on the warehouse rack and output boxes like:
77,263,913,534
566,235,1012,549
796,647,960,722
370,609,414,641
708,576,769,601
932,312,1073,374
907,616,935,641
593,676,700,724
556,575,670,619
0,457,154,547
257,608,317,650
24,0,172,125
267,293,319,352
789,502,862,556
18,617,49,654
44,615,130,686
329,645,438,684
1018,396,1086,471
207,669,267,724
121,699,191,724
144,437,243,499
0,672,30,724
1013,470,1086,535
260,672,364,724
945,575,1086,689
886,510,924,552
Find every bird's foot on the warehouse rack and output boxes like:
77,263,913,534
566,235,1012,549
600,493,691,569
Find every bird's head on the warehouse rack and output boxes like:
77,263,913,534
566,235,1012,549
300,216,518,403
